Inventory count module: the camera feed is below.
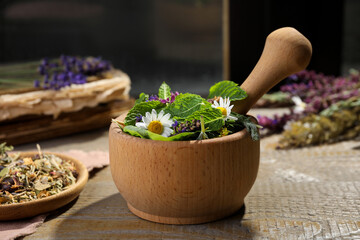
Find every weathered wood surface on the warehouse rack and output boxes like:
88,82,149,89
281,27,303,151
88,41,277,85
0,99,134,146
23,133,360,239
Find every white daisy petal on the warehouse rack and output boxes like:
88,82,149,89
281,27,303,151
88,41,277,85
136,122,147,129
161,113,171,122
220,97,224,106
143,116,151,125
227,115,238,121
158,110,164,120
162,119,174,127
145,111,151,120
151,109,157,121
291,96,302,105
226,97,231,107
161,127,173,137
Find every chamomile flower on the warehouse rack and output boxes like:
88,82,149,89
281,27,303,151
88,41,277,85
135,109,174,137
211,97,238,121
291,96,307,114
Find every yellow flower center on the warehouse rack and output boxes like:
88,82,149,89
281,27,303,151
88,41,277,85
217,107,227,116
148,120,163,134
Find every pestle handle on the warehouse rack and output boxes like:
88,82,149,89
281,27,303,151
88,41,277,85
232,27,312,115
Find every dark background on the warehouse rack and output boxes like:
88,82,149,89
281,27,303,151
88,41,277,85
0,0,359,96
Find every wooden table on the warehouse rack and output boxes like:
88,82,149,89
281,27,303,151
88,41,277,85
16,109,360,239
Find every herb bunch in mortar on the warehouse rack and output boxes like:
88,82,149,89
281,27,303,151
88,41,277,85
113,81,261,141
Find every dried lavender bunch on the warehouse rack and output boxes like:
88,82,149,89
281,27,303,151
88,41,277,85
258,69,360,136
281,70,360,113
34,55,112,90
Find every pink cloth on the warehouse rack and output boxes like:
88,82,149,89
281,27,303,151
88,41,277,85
0,150,109,240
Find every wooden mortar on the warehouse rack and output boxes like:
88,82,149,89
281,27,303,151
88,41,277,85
109,27,312,224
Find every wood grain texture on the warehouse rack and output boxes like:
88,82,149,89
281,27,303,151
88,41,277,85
233,27,312,114
23,133,360,240
0,99,134,145
109,116,260,224
0,152,88,221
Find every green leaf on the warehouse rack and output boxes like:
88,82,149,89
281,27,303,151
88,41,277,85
158,82,171,100
123,126,197,141
228,112,260,141
0,142,13,157
185,108,224,132
167,131,198,141
123,125,149,138
164,93,209,120
125,101,165,126
208,80,247,101
135,92,149,105
0,167,9,178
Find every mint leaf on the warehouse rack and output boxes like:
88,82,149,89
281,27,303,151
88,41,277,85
123,125,150,138
125,101,165,126
228,112,260,141
123,126,196,141
185,107,224,132
164,93,209,120
158,82,171,100
135,92,149,105
208,80,247,101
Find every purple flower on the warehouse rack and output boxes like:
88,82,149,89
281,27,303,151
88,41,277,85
49,63,59,68
38,65,46,75
52,72,58,81
44,74,49,84
34,55,113,91
34,79,41,88
135,115,142,123
41,57,49,66
60,54,66,64
148,95,159,101
57,73,67,82
172,120,178,128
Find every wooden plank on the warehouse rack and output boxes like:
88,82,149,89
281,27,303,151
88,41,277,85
0,99,134,145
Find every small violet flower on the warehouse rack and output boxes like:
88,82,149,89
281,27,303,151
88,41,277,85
34,79,41,88
135,115,143,123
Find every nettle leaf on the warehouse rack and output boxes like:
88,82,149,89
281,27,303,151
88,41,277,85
185,108,224,132
125,101,165,126
158,82,171,100
164,93,209,120
135,92,149,105
208,80,247,101
123,126,197,141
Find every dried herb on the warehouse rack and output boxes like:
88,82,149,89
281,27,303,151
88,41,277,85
278,97,360,149
258,69,360,136
33,55,112,90
0,143,78,205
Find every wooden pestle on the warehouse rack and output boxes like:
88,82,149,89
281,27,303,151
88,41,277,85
232,27,312,115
